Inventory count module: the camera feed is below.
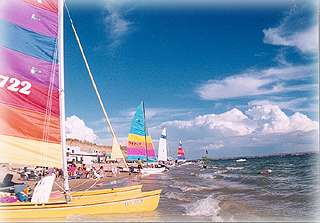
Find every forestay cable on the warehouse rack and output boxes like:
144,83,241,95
65,4,128,169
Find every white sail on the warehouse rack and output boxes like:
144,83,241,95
31,174,55,204
158,128,168,162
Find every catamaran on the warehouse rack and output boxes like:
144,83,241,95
157,128,168,163
0,0,160,220
157,128,175,168
177,140,186,163
127,102,165,175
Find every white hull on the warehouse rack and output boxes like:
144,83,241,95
236,159,247,162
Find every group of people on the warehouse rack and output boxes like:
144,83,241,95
0,173,32,203
67,162,120,179
19,166,63,181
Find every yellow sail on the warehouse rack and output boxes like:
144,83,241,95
111,137,128,169
0,135,62,168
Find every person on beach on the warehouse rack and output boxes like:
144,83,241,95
137,158,143,173
81,164,89,178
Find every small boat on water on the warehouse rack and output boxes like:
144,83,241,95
127,102,165,175
236,158,247,162
0,0,160,220
176,140,186,163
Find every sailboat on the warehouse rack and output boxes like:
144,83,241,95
157,128,175,168
157,128,168,163
127,102,165,175
0,0,160,220
177,140,186,163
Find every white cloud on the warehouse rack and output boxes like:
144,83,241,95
104,1,132,47
204,143,224,150
248,97,318,113
65,115,97,143
262,4,318,54
161,104,317,136
152,104,318,159
157,103,318,158
263,25,318,54
245,104,318,134
197,65,315,100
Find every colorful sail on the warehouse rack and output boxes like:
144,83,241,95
0,0,62,167
127,102,156,162
177,140,185,161
157,128,167,162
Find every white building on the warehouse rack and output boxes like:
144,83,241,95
66,146,104,165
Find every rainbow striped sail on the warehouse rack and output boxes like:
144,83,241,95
127,102,156,162
177,140,185,161
0,0,62,168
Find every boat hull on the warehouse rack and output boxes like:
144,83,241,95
0,190,161,220
70,184,142,197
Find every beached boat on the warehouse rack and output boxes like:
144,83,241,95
50,185,142,203
70,184,142,197
127,102,165,174
0,190,161,219
177,140,186,163
0,0,160,220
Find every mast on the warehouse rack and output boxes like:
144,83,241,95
65,4,127,169
59,0,70,201
142,101,148,162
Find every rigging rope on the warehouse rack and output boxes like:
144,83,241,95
65,4,128,169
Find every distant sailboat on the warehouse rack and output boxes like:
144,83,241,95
127,102,165,174
177,140,186,163
157,128,168,162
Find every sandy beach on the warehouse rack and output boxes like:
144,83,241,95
13,172,139,194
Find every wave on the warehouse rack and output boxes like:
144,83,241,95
169,182,215,192
198,173,216,179
163,191,191,202
226,167,244,170
183,195,222,221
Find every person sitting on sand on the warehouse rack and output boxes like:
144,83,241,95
76,167,83,179
92,166,102,179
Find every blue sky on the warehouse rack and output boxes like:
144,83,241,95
64,0,318,159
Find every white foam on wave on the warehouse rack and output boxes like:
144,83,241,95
198,173,216,179
163,191,190,202
226,167,243,170
215,170,228,174
169,182,213,192
183,195,222,221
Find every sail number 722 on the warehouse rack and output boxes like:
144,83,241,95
0,75,31,95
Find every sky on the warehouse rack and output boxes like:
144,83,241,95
64,0,319,159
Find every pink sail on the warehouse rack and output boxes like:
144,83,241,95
0,0,62,168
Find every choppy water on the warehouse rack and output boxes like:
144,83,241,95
78,152,319,222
